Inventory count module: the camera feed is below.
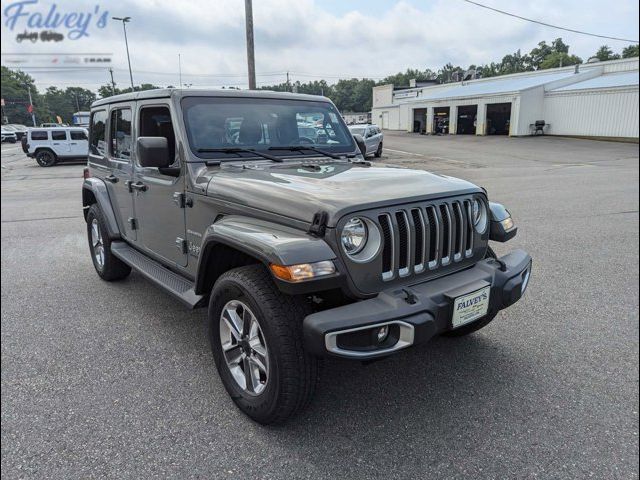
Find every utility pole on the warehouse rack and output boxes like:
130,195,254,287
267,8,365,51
108,68,117,95
178,53,182,88
113,16,135,90
26,85,36,126
73,94,80,111
286,71,290,92
243,0,256,89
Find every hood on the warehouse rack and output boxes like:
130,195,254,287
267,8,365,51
205,161,482,226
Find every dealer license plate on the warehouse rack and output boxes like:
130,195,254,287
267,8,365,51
451,286,491,329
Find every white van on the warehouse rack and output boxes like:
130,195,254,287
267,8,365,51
22,127,89,167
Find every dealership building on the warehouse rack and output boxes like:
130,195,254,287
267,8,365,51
371,57,639,140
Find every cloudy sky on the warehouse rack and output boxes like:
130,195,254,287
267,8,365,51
1,0,638,92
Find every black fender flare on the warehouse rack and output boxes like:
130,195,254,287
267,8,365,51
194,215,338,295
82,178,121,239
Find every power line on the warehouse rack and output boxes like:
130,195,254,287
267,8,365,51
461,0,639,43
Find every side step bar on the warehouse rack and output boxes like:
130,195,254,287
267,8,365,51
111,241,206,309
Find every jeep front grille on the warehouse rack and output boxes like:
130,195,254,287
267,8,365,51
377,199,475,281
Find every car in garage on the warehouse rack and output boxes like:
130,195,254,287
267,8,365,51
83,88,531,424
22,127,89,166
348,124,383,157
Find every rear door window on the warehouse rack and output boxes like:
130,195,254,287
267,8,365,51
51,130,67,141
90,110,107,155
109,108,132,160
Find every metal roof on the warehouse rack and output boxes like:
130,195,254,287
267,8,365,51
551,71,639,91
92,88,330,107
421,71,577,101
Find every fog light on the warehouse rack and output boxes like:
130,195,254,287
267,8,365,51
376,325,389,343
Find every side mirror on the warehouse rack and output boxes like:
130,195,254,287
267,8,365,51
137,136,170,168
352,134,366,156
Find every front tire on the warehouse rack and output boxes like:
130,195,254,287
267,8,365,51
86,204,131,281
35,150,57,167
209,265,319,424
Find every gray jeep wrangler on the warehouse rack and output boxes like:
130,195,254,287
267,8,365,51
82,89,532,424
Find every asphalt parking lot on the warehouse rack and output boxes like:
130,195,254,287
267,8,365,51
1,133,638,479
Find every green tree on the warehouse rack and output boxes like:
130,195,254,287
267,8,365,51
622,44,639,58
0,66,46,125
539,52,582,69
498,50,533,74
42,86,96,124
382,68,437,86
594,45,621,61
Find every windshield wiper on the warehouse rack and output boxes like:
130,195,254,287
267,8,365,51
267,145,343,160
197,147,283,162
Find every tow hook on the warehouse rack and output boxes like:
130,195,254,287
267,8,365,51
400,288,418,305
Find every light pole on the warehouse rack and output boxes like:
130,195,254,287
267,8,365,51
26,84,36,126
243,0,256,89
112,16,135,90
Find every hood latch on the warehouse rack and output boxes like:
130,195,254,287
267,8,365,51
308,211,329,237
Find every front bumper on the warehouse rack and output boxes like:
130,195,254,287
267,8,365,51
303,249,532,359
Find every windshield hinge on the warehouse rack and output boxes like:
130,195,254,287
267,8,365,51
309,211,329,237
173,192,193,208
175,237,188,254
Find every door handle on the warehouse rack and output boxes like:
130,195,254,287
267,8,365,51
70,142,78,145
105,174,118,183
130,181,148,192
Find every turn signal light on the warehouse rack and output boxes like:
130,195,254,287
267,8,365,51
270,261,336,282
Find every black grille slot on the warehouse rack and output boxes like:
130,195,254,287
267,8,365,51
379,214,393,275
453,202,464,257
439,204,450,260
395,211,409,271
411,209,424,267
464,200,473,252
426,206,438,264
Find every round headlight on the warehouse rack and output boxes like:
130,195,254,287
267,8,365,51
341,218,368,255
472,199,488,233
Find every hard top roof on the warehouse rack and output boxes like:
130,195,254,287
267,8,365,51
92,88,332,108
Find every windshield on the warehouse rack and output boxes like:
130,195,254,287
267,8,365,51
348,126,366,136
182,96,356,160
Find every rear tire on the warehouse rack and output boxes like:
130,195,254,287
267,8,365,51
86,204,131,281
209,265,319,424
442,246,498,337
374,142,383,158
35,149,57,167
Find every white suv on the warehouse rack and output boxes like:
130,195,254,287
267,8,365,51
22,127,89,167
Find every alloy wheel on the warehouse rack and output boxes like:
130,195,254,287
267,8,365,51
91,218,105,269
219,300,269,395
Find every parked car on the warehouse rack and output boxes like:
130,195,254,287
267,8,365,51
1,127,18,143
83,88,531,424
22,127,89,166
3,124,28,140
348,124,383,157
